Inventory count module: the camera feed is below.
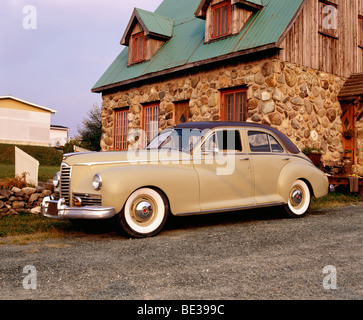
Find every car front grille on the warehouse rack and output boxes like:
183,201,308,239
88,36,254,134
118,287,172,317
72,193,102,207
60,163,71,206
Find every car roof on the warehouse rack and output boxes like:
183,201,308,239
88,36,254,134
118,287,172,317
175,121,300,154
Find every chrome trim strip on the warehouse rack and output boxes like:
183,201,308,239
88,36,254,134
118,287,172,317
41,197,116,220
174,202,286,217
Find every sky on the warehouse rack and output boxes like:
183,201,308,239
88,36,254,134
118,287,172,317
0,0,164,137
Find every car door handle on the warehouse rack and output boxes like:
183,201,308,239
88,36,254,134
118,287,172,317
283,158,291,161
240,157,250,161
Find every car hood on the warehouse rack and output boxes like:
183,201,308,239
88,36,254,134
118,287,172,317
63,149,192,167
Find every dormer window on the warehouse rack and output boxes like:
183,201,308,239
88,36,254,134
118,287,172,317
212,1,231,38
132,32,145,63
195,0,263,43
121,8,174,66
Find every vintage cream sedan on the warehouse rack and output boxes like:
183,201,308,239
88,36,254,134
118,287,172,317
42,122,329,238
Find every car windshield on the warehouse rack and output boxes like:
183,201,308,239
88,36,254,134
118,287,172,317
146,128,203,153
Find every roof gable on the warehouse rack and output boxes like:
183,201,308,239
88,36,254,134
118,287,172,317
93,0,306,93
195,0,264,19
0,95,57,114
121,8,174,46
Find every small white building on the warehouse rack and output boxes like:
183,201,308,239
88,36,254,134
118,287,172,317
0,95,57,147
50,125,70,148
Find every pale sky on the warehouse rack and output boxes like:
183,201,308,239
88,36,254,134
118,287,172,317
0,0,164,137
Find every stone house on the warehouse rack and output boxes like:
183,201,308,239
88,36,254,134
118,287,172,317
92,0,363,174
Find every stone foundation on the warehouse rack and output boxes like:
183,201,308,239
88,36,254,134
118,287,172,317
101,58,349,166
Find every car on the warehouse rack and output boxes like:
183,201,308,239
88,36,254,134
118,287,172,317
42,122,329,238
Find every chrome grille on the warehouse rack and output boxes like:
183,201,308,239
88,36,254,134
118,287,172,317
73,193,102,207
60,164,71,206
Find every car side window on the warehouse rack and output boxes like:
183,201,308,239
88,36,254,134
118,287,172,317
202,130,243,153
248,131,284,153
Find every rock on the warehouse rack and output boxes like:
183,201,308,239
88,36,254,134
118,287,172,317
31,206,41,215
12,201,25,209
291,118,301,130
263,102,275,114
22,187,36,196
284,69,297,87
28,193,39,203
0,189,12,199
11,187,21,193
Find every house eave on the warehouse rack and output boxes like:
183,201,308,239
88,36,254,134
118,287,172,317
92,44,280,94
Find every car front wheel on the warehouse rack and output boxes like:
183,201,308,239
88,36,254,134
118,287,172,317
284,180,311,218
117,188,168,238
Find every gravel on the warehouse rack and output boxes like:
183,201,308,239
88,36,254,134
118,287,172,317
0,205,362,300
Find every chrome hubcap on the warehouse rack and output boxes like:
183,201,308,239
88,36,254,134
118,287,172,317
135,201,153,221
291,189,303,206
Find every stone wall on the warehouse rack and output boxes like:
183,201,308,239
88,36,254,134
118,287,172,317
0,184,54,217
101,58,347,166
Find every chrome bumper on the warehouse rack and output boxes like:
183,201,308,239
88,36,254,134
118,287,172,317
41,196,116,220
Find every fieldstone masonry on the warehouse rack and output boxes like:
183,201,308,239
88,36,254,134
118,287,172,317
100,58,362,172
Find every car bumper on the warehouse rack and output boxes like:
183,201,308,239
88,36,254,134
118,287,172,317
41,196,116,220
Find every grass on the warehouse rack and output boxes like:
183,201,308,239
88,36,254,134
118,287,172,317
0,193,361,245
0,143,62,166
0,143,62,181
0,164,60,180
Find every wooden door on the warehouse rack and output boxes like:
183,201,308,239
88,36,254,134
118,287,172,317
175,101,189,125
341,104,355,162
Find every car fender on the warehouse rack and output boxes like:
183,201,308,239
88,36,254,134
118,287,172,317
277,161,329,202
97,165,201,215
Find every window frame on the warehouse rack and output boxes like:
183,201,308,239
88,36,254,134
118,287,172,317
201,129,243,154
359,15,363,48
114,108,129,151
220,87,248,122
211,0,231,39
318,0,338,39
131,31,146,64
143,103,160,147
248,131,284,154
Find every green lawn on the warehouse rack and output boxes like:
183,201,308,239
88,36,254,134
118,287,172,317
0,164,60,181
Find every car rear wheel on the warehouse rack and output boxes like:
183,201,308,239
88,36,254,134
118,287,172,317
117,188,168,238
284,180,311,218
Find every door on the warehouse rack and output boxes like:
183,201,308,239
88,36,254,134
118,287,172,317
174,101,189,125
247,130,289,204
193,129,254,211
341,104,355,162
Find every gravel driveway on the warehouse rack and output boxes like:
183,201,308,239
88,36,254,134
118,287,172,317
0,205,362,300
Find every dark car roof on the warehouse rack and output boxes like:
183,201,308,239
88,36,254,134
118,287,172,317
175,121,300,154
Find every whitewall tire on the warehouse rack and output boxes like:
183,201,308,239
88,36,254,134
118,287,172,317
284,180,311,218
118,188,168,238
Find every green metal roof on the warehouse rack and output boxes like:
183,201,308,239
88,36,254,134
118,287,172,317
92,0,305,92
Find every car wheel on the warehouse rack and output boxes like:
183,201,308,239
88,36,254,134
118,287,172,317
117,188,168,238
284,180,311,218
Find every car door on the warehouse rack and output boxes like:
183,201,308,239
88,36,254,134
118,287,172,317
247,130,290,204
193,129,254,212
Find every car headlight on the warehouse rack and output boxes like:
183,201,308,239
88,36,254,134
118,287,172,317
92,173,102,191
53,172,60,188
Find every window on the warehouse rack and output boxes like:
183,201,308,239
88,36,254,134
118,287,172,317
319,1,338,38
212,0,231,39
143,104,159,146
248,131,284,153
202,130,243,153
114,109,129,151
360,16,363,47
221,88,247,122
132,32,145,63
